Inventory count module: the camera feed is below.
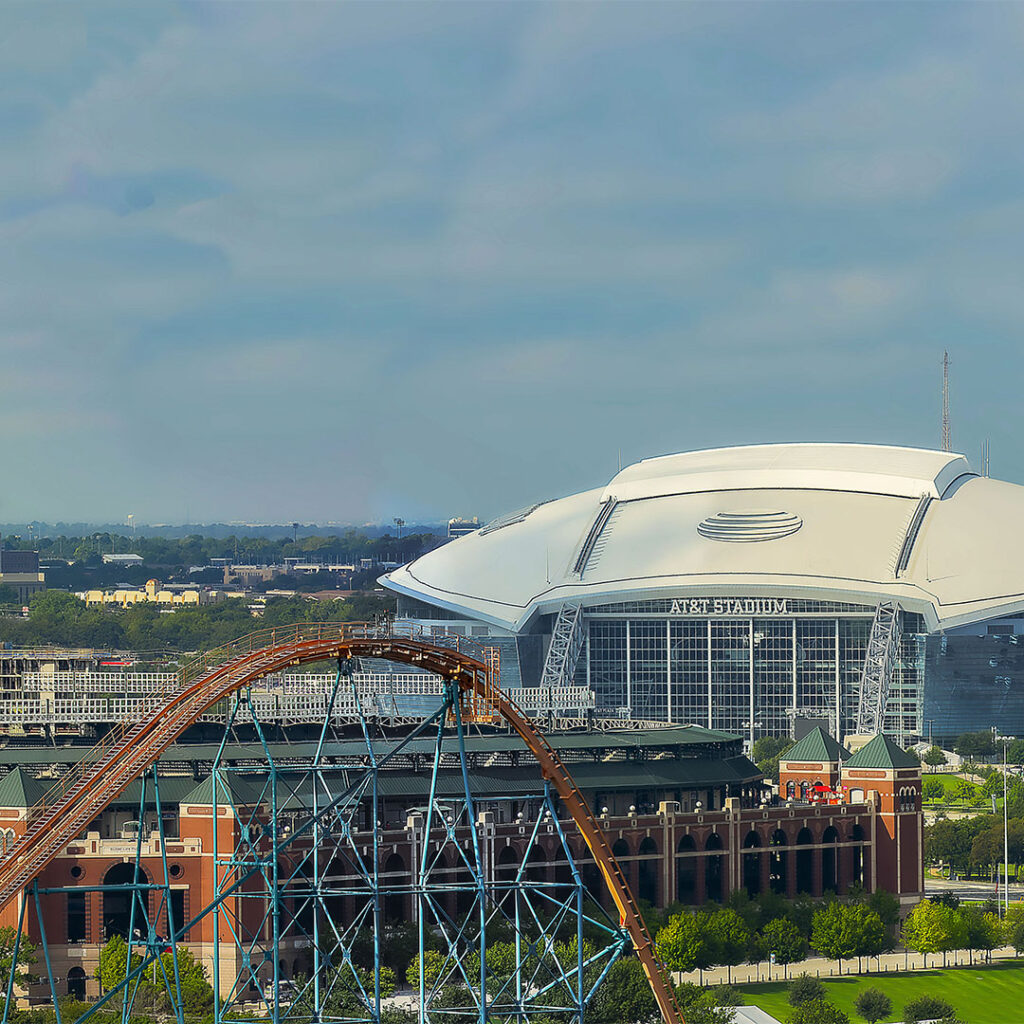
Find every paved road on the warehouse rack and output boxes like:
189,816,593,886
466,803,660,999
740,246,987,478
927,875,1024,903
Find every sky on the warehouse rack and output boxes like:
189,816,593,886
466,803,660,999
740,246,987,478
3,2,1024,527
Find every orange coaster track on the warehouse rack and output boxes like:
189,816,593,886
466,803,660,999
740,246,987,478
0,622,683,1024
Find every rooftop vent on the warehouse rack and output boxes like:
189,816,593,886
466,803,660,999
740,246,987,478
697,509,802,543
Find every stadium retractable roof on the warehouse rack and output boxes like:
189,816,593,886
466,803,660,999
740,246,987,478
384,442,1024,633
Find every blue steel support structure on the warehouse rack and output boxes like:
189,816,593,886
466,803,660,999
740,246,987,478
8,656,631,1024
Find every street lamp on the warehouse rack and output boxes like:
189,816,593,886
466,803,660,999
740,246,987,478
996,733,1016,915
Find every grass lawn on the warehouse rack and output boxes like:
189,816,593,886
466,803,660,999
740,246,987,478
740,961,1024,1023
923,772,987,808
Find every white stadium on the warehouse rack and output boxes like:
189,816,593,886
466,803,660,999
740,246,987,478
382,443,1024,746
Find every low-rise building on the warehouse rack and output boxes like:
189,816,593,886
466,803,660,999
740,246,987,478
79,579,201,608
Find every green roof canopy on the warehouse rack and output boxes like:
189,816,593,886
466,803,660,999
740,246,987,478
782,727,850,764
845,733,919,770
0,767,48,808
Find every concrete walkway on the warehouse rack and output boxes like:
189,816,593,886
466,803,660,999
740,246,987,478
673,944,1020,986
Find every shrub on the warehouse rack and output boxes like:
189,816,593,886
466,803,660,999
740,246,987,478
904,995,956,1024
788,997,851,1024
853,987,892,1024
788,973,826,1006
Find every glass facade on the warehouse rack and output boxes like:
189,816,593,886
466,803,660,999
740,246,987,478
923,628,1024,742
584,599,926,743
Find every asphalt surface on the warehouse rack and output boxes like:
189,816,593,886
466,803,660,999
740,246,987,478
926,875,1024,903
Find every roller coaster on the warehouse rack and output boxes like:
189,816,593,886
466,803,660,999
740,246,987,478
0,621,683,1024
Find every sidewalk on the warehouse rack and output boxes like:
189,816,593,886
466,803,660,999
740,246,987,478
672,944,1021,986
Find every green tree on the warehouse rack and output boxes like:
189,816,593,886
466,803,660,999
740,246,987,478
97,935,137,992
160,945,213,1014
656,910,712,974
0,926,36,993
787,997,850,1024
752,736,795,784
853,988,891,1024
672,980,742,1024
706,908,751,984
962,905,1002,964
761,917,807,978
787,973,826,1006
901,900,965,968
923,746,948,769
1003,903,1024,953
954,731,996,759
0,585,18,606
904,995,955,1024
810,902,884,974
406,949,446,989
866,889,900,936
589,959,659,1024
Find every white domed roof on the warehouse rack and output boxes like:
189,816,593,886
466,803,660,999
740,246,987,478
383,442,1023,633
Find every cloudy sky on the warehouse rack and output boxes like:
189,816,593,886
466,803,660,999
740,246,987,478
3,2,1023,525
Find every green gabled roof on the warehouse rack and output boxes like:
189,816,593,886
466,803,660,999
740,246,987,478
0,767,48,808
179,773,269,808
845,733,919,770
782,727,850,764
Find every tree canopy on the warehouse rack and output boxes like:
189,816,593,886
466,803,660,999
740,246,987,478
0,588,392,653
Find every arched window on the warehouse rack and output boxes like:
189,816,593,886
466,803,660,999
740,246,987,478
67,966,86,1000
769,828,788,895
637,837,658,905
821,826,840,893
705,833,724,903
742,831,762,897
786,781,795,800
102,863,149,940
382,853,406,921
795,827,814,895
676,835,697,904
851,824,866,885
497,843,521,907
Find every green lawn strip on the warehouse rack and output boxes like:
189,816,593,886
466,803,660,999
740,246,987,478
739,961,1024,1024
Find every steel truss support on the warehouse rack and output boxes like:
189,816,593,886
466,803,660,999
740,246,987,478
855,601,902,736
539,604,587,720
25,661,630,1024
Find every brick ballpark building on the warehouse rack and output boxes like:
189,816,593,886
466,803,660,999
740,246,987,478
0,724,922,1004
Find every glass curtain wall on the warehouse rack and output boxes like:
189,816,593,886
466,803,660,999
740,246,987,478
629,621,668,720
589,621,627,713
585,604,919,741
669,622,709,726
710,623,750,734
754,620,793,736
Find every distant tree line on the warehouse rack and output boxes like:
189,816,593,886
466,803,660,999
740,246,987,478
0,589,393,655
2,531,443,593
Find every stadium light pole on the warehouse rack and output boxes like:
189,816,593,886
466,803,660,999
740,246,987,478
997,733,1014,914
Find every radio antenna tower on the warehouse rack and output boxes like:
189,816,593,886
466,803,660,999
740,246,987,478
941,350,951,452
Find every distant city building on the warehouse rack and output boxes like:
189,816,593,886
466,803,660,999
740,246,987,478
447,516,480,540
79,579,201,608
101,553,144,565
223,565,281,587
0,545,44,604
